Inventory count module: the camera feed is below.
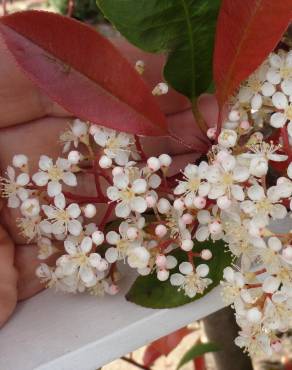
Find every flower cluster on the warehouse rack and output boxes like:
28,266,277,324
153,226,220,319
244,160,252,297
1,48,291,357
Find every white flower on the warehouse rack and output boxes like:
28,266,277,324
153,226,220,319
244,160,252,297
0,166,29,208
240,185,287,224
20,198,40,218
195,208,224,242
60,119,89,153
174,162,209,206
17,216,42,242
105,221,143,262
127,246,150,269
32,156,77,197
218,129,238,148
107,172,147,218
237,63,269,109
170,262,212,298
40,193,82,236
207,155,249,203
270,91,292,128
37,237,57,260
93,127,133,166
267,51,292,87
57,236,107,287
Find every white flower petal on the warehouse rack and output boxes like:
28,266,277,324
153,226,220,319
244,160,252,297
67,203,81,219
115,202,131,218
16,173,29,186
247,185,265,201
39,155,53,171
270,112,286,128
281,79,292,96
267,69,281,85
32,171,49,186
68,219,82,236
80,236,92,254
62,172,77,187
47,180,62,197
54,193,66,209
52,221,65,235
8,194,20,208
39,220,52,234
79,265,95,284
272,92,287,109
130,196,147,214
64,240,77,255
261,81,275,97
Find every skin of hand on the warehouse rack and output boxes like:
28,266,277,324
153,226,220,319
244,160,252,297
0,36,218,328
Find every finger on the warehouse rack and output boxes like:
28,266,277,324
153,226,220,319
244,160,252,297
0,35,70,128
0,224,17,328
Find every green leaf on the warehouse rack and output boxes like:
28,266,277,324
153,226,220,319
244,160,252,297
126,239,232,308
177,342,220,369
97,0,221,99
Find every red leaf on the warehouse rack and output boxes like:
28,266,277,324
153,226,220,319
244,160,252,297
214,0,292,107
0,10,167,136
143,327,193,366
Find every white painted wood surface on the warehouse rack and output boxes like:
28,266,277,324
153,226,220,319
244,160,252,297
0,271,224,370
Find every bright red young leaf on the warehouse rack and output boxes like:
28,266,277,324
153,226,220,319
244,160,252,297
0,10,167,136
214,0,292,108
143,327,193,366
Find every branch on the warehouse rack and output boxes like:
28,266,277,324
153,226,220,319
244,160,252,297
67,0,74,17
121,357,150,370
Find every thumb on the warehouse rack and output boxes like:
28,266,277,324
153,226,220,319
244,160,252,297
0,224,17,328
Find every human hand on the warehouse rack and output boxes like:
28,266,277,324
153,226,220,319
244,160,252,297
0,36,218,327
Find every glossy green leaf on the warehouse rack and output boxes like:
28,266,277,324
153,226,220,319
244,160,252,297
97,0,220,99
177,342,220,369
126,239,232,308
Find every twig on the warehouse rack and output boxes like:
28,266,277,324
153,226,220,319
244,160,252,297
2,0,7,15
191,99,208,136
121,356,150,370
99,203,115,231
67,0,74,17
281,126,292,159
63,191,106,204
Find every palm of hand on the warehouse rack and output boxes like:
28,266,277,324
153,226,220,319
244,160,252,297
0,37,217,327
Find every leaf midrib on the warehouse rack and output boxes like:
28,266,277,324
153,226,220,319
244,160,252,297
179,0,196,99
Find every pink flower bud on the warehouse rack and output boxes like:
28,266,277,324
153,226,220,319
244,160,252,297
209,221,222,234
174,198,185,211
156,254,167,268
89,124,99,135
181,239,193,251
147,157,161,171
193,196,206,209
146,195,156,207
182,213,193,225
207,127,216,140
201,249,212,260
240,120,250,130
155,224,167,237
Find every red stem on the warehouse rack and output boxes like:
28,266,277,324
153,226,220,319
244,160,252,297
194,356,206,370
99,203,115,231
246,283,262,289
281,126,292,159
215,108,223,141
135,135,147,161
93,158,105,199
67,0,74,17
63,191,106,204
